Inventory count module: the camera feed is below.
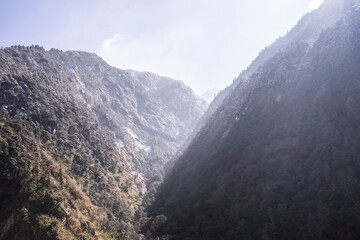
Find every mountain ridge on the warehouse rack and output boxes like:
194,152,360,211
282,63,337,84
199,0,346,128
151,1,360,239
0,45,206,239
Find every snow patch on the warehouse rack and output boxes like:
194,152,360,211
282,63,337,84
126,127,138,139
126,128,151,153
70,69,85,89
136,141,152,154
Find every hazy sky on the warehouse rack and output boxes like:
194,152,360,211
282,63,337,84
0,0,324,94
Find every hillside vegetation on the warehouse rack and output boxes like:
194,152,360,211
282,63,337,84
151,2,360,239
0,46,206,239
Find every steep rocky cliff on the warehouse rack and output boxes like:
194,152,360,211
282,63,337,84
0,46,206,239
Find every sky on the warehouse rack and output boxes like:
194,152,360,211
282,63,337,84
0,0,324,95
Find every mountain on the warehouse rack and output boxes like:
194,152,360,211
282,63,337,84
200,0,347,127
0,46,206,239
151,1,360,239
47,49,207,181
125,70,208,139
200,88,220,104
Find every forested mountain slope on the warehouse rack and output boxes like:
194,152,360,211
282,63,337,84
151,2,360,239
0,46,206,239
200,0,346,128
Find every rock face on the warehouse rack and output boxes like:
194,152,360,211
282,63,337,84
125,70,208,142
0,47,207,181
0,46,206,239
151,1,360,239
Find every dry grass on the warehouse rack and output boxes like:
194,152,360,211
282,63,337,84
41,150,109,239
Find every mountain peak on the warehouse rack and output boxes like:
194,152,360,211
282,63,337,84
201,88,220,104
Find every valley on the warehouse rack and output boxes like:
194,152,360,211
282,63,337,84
1,0,360,239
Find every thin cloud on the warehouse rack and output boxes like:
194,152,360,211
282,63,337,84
95,0,310,94
102,34,124,49
97,26,203,92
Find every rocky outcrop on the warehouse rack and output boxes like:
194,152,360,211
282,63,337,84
0,46,206,239
0,47,207,181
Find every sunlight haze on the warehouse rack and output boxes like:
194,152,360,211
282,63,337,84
0,0,322,94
